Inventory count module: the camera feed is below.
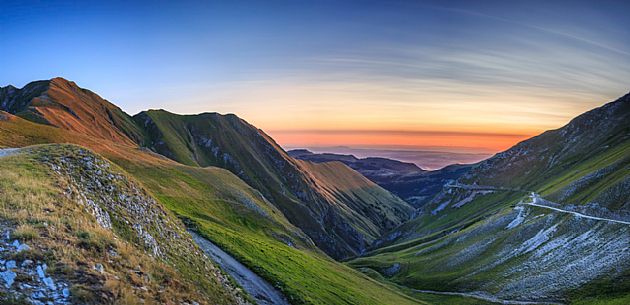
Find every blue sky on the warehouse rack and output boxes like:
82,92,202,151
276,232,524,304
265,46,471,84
1,0,629,151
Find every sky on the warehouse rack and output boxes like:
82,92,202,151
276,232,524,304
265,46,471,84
2,0,630,155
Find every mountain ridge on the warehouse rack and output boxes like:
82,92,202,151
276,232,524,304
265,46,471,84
3,77,629,304
134,108,414,259
0,88,425,305
0,77,144,145
1,77,414,260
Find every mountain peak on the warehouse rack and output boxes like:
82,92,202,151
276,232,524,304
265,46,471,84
1,77,74,91
0,78,144,145
49,76,78,88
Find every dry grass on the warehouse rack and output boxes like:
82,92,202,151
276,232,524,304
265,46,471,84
0,149,236,304
11,224,39,240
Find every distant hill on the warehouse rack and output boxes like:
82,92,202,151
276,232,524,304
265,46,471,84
289,149,473,208
288,149,423,174
290,146,491,170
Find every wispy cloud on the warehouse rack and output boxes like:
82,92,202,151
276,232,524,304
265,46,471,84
3,0,629,154
432,6,630,58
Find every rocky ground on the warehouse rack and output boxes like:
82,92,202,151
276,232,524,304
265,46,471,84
0,223,71,304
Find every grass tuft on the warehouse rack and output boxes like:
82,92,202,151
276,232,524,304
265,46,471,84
11,224,39,240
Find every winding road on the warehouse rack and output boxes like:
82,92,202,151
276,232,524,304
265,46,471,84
446,183,630,225
425,183,628,304
524,193,630,225
190,232,290,305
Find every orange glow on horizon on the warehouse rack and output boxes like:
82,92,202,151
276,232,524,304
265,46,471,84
168,77,615,154
267,129,534,153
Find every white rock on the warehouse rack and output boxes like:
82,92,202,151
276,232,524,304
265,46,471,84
0,270,16,287
94,263,104,273
17,243,30,252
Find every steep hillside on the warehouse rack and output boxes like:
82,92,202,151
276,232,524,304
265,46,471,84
1,78,413,260
0,78,144,145
289,149,472,208
0,145,246,304
465,92,630,195
350,93,630,304
0,111,428,305
133,109,413,259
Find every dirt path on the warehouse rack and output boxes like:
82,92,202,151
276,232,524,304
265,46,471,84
414,289,563,305
190,232,290,305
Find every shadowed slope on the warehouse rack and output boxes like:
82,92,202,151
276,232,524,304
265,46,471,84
464,92,630,193
134,109,413,259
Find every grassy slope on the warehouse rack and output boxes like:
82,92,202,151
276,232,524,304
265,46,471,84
0,113,425,305
121,161,423,305
468,94,629,192
349,192,522,291
297,159,412,238
567,267,630,305
0,146,240,304
6,79,413,259
134,109,413,259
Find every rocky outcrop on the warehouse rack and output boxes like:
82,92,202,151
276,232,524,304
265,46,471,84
38,145,250,304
